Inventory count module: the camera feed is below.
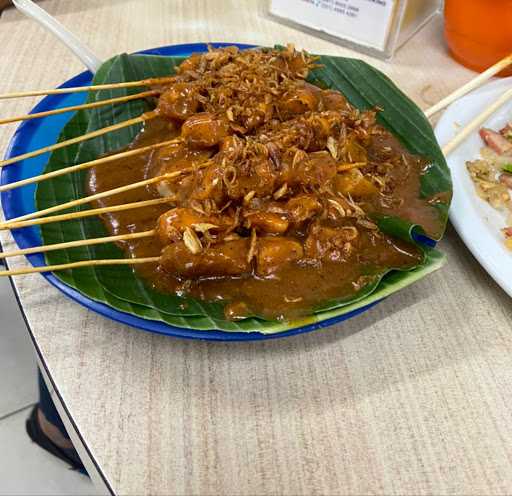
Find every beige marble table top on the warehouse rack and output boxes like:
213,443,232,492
1,1,512,494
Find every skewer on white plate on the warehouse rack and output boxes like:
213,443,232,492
441,86,512,156
425,52,512,118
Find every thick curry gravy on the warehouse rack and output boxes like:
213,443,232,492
86,46,448,321
87,117,442,320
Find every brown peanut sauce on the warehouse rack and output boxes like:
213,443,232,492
87,117,441,320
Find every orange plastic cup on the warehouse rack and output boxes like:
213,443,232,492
444,0,512,76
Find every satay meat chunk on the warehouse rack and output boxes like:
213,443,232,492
157,83,201,120
152,143,211,198
256,237,303,276
157,208,209,244
278,83,321,118
161,239,251,278
157,208,231,245
334,169,378,198
245,211,289,234
224,156,277,199
191,164,225,203
182,113,230,148
177,53,202,74
285,194,322,224
288,150,337,188
304,222,359,262
321,90,350,111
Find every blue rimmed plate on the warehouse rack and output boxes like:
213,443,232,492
0,43,378,341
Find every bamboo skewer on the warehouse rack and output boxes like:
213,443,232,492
425,52,512,118
0,90,159,126
0,198,173,231
441,86,512,156
0,257,161,277
0,139,179,193
0,166,205,274
0,230,155,259
2,175,171,224
0,111,157,168
0,163,206,225
5,57,512,276
0,77,175,100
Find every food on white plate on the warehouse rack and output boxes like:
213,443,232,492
467,121,512,249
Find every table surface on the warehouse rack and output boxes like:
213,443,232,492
1,1,512,495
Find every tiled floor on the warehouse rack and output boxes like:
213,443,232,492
0,278,97,495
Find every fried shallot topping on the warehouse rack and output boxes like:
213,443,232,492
148,46,415,303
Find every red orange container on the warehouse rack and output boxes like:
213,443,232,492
444,0,512,76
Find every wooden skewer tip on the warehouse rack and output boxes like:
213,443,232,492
425,52,512,118
0,90,159,126
441,86,512,156
0,138,180,193
2,161,205,225
0,111,157,168
0,198,173,231
0,76,176,100
0,257,161,277
0,230,155,260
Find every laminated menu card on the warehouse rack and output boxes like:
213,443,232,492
268,0,442,59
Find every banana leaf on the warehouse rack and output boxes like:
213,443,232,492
35,49,451,334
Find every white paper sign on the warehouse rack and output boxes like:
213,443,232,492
270,0,397,51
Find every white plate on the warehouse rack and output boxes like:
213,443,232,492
435,77,512,297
